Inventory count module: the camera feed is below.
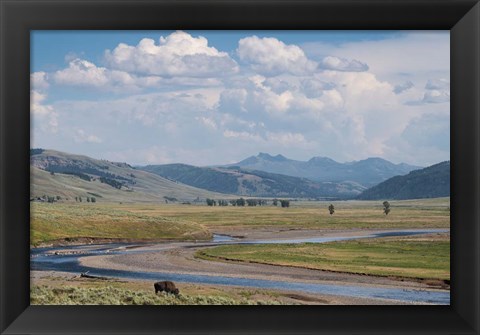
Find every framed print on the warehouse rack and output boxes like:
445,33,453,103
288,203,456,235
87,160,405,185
1,0,479,334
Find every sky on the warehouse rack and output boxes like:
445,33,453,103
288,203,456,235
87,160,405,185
31,30,450,167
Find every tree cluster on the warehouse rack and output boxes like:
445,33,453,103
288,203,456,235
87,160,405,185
99,177,124,189
207,198,273,207
246,199,268,206
74,196,96,203
206,198,217,206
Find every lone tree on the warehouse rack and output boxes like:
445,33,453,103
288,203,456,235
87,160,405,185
383,201,391,215
328,204,335,215
280,200,290,208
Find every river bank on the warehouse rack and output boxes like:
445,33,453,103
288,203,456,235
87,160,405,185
30,270,428,305
31,228,450,305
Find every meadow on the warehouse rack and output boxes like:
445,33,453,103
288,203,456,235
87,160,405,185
196,233,450,281
30,202,211,246
31,197,450,246
105,198,450,231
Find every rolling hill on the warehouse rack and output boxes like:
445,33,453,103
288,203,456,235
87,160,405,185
226,153,420,187
140,164,366,199
30,149,226,203
356,161,450,200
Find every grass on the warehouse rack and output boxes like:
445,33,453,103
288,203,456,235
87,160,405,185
30,285,283,305
31,202,211,246
103,197,450,231
196,234,450,281
31,198,450,246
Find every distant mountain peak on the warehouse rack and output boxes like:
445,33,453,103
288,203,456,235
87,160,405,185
308,156,338,164
229,153,421,188
257,152,288,162
364,157,388,162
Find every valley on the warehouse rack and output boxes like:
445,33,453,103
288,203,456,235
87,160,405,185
31,198,450,305
30,149,451,305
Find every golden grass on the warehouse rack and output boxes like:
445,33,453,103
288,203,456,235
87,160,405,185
31,198,450,245
30,203,211,246
101,198,450,230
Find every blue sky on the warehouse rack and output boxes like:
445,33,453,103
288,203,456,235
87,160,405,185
31,30,450,166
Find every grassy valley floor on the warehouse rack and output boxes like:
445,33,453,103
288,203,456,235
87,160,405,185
31,198,450,304
196,233,450,284
31,197,450,246
31,202,212,246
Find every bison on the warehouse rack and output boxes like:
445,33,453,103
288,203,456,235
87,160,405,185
154,281,179,295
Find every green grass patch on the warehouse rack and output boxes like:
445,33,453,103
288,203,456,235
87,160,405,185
197,237,450,281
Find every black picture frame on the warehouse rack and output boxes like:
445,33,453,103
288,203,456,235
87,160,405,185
1,0,479,334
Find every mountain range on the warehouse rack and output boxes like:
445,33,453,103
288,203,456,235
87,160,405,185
30,149,447,202
224,153,420,187
141,164,366,199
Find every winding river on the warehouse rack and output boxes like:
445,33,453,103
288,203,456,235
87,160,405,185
31,229,450,304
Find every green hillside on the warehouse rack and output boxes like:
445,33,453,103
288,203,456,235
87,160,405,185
31,202,212,245
30,149,227,203
357,161,450,200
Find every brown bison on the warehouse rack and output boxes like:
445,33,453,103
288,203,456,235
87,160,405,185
154,281,179,295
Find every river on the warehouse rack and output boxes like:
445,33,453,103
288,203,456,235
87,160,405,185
31,228,450,304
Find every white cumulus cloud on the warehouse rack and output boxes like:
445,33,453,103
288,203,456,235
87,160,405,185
320,56,369,72
104,31,238,77
31,72,50,91
30,90,58,133
237,36,317,76
53,58,138,89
